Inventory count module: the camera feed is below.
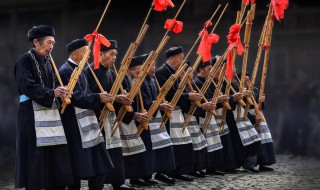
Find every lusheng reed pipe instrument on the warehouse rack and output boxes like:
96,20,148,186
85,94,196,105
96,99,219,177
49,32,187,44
49,54,71,105
135,63,189,137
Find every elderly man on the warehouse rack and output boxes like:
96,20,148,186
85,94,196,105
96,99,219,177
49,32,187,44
14,25,73,190
59,39,114,190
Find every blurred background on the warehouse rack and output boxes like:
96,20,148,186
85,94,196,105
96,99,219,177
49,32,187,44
1,0,320,181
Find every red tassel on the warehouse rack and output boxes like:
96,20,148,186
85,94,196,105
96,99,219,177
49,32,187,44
154,0,175,11
85,30,111,69
164,19,183,34
226,52,233,80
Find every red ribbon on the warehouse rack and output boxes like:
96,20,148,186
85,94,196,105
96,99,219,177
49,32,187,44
242,0,255,5
196,21,220,62
164,19,183,34
227,24,244,56
225,24,244,80
271,0,289,21
226,51,233,80
85,30,111,69
154,0,175,11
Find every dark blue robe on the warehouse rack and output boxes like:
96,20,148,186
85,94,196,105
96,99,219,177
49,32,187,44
14,49,73,189
155,63,194,176
84,63,126,185
59,61,113,179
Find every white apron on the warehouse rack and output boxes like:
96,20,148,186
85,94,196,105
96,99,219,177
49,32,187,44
232,107,261,146
33,100,67,147
149,111,173,150
199,112,223,152
186,115,208,151
103,112,122,149
119,120,146,156
249,109,273,144
74,107,104,149
169,107,192,145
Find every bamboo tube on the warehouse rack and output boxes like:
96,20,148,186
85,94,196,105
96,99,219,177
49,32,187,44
203,63,226,133
155,77,172,119
49,54,71,105
259,12,274,110
138,89,149,130
112,36,170,136
61,42,92,114
98,24,149,131
112,64,132,112
136,64,188,137
242,5,272,119
86,62,115,112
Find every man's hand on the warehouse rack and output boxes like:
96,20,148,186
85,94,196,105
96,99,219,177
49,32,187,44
201,102,216,111
217,95,229,103
232,92,244,102
243,88,252,97
159,102,174,113
54,86,70,99
115,94,133,105
133,112,150,122
188,92,202,102
259,94,265,103
100,92,114,103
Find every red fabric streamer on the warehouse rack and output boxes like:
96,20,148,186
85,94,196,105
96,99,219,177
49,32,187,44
227,24,244,56
271,0,289,21
164,19,183,34
225,24,245,80
154,0,175,11
196,21,220,62
242,0,255,5
226,51,233,80
85,30,111,69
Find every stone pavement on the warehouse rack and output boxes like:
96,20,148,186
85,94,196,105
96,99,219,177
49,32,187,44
1,155,320,190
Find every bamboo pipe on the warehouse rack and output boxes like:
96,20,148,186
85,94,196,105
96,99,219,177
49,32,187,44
155,77,172,119
138,89,149,130
49,54,71,105
112,64,132,112
86,63,115,112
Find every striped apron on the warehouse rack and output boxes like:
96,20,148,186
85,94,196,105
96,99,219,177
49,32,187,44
232,107,261,146
149,111,173,150
74,107,104,148
103,112,122,149
249,109,273,144
119,120,146,156
187,115,208,151
33,100,67,147
170,107,192,145
199,112,223,152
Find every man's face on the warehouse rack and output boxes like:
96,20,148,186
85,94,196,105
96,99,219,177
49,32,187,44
34,36,55,57
100,49,117,68
129,65,142,79
73,46,88,64
200,65,212,77
169,52,184,69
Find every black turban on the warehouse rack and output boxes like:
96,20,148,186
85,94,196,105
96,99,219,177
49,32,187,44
66,39,88,53
101,40,118,52
27,25,55,41
164,46,184,58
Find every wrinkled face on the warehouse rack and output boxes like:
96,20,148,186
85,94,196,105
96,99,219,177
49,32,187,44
147,60,156,76
72,46,88,64
169,52,184,69
100,49,117,68
33,36,55,57
244,75,250,87
200,65,212,77
129,65,142,79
